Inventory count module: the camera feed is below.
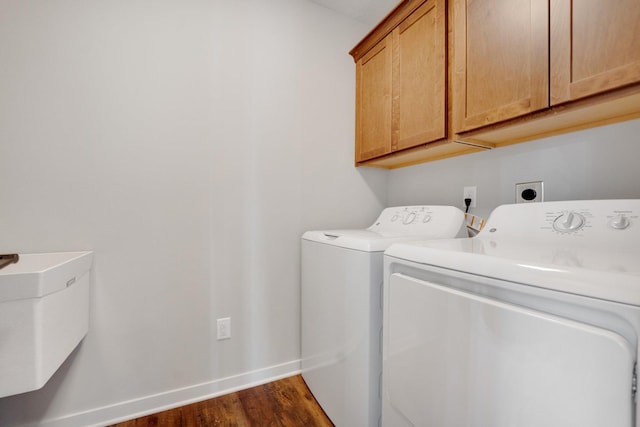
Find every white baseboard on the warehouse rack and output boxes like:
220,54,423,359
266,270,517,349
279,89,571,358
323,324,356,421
41,359,301,427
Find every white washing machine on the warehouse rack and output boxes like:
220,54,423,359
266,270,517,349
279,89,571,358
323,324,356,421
383,200,640,427
301,206,467,427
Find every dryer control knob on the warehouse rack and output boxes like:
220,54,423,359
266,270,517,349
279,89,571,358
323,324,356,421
422,214,432,223
403,212,416,224
609,214,630,230
553,211,585,232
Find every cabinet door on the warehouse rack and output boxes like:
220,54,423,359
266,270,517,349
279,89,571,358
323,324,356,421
394,0,446,151
452,0,549,133
355,35,392,162
550,0,640,105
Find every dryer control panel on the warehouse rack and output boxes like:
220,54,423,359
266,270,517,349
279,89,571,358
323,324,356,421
546,206,638,235
483,200,640,237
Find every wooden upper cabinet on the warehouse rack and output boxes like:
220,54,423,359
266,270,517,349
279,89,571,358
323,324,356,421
356,36,393,161
452,0,549,133
454,0,640,137
395,0,446,151
550,0,640,105
352,0,640,167
352,0,446,164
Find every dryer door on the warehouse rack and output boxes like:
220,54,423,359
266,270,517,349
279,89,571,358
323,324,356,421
383,273,635,427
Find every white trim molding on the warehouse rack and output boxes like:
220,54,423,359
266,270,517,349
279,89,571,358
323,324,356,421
41,360,301,427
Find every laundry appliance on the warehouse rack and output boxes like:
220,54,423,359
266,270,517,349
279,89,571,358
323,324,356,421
383,200,640,427
301,205,466,427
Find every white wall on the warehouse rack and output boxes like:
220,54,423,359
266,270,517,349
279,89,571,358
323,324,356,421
388,119,640,220
0,1,386,425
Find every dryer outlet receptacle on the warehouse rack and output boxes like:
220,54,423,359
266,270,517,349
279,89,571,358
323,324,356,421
515,181,544,203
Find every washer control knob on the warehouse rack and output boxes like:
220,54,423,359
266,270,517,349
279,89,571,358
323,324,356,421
422,214,432,223
391,215,399,222
553,211,585,232
609,214,630,230
403,212,416,225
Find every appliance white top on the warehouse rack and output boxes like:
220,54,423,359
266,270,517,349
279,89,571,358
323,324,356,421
302,205,465,252
385,200,640,305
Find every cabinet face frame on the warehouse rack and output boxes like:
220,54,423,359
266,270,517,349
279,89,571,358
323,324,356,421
452,0,549,133
550,0,640,105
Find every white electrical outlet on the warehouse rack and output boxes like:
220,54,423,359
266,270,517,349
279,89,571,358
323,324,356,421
463,186,477,208
217,317,231,340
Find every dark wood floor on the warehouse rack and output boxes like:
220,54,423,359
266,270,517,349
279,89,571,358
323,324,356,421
109,375,334,427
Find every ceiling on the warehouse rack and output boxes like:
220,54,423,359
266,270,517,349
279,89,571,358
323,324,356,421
309,0,401,26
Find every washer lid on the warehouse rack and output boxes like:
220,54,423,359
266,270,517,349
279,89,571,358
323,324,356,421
302,205,466,252
386,200,640,306
302,229,433,252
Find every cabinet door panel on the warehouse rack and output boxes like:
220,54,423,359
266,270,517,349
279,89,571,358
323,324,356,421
356,37,392,162
395,0,446,151
453,0,549,133
550,0,640,105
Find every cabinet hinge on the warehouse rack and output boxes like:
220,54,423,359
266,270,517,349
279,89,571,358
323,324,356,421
633,363,637,401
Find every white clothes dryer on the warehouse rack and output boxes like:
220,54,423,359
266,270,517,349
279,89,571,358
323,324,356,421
301,206,466,427
383,200,640,427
